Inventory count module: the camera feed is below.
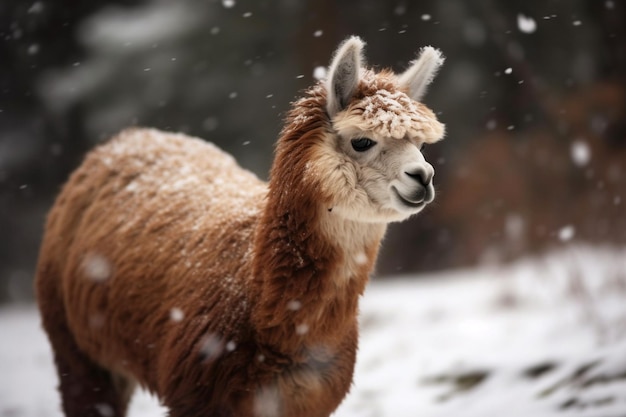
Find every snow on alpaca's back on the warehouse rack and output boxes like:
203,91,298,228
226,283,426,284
102,128,266,222
60,128,267,335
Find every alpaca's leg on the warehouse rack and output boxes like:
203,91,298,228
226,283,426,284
51,345,135,417
37,268,135,417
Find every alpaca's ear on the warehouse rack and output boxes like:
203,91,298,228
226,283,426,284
398,46,445,102
326,36,365,117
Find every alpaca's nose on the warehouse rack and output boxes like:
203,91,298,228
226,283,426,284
405,166,433,187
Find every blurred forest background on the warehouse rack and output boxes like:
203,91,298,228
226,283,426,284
0,0,624,302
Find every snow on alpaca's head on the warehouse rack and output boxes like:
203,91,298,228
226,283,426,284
342,70,445,141
326,41,445,143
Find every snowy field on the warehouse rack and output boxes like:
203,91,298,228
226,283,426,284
2,246,625,417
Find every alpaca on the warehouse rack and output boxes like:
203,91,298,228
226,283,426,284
35,36,445,417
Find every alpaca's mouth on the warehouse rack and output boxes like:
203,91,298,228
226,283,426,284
391,186,426,210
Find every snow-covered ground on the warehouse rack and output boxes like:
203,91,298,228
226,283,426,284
2,246,625,417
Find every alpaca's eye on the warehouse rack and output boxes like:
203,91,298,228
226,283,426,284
351,138,376,152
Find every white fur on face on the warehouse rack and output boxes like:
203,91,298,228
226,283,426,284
304,87,443,224
306,131,437,224
311,37,445,225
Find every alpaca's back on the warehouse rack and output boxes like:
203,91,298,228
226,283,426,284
36,128,266,397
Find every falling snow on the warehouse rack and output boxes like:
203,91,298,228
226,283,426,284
558,225,576,241
221,0,235,8
505,213,525,241
354,252,368,265
27,2,44,14
169,308,184,322
393,4,406,16
296,323,309,335
82,252,112,282
202,116,219,131
313,66,327,81
570,140,591,167
199,333,224,361
27,44,39,55
517,14,537,34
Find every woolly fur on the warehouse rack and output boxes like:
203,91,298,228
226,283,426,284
35,37,445,417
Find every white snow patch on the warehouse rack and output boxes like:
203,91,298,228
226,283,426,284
4,247,626,417
360,89,429,139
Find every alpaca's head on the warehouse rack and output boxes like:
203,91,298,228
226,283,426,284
304,36,446,223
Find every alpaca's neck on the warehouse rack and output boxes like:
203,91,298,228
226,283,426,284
317,210,386,286
249,90,388,357
250,189,386,357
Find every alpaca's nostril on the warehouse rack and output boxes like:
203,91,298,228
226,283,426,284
405,169,433,187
